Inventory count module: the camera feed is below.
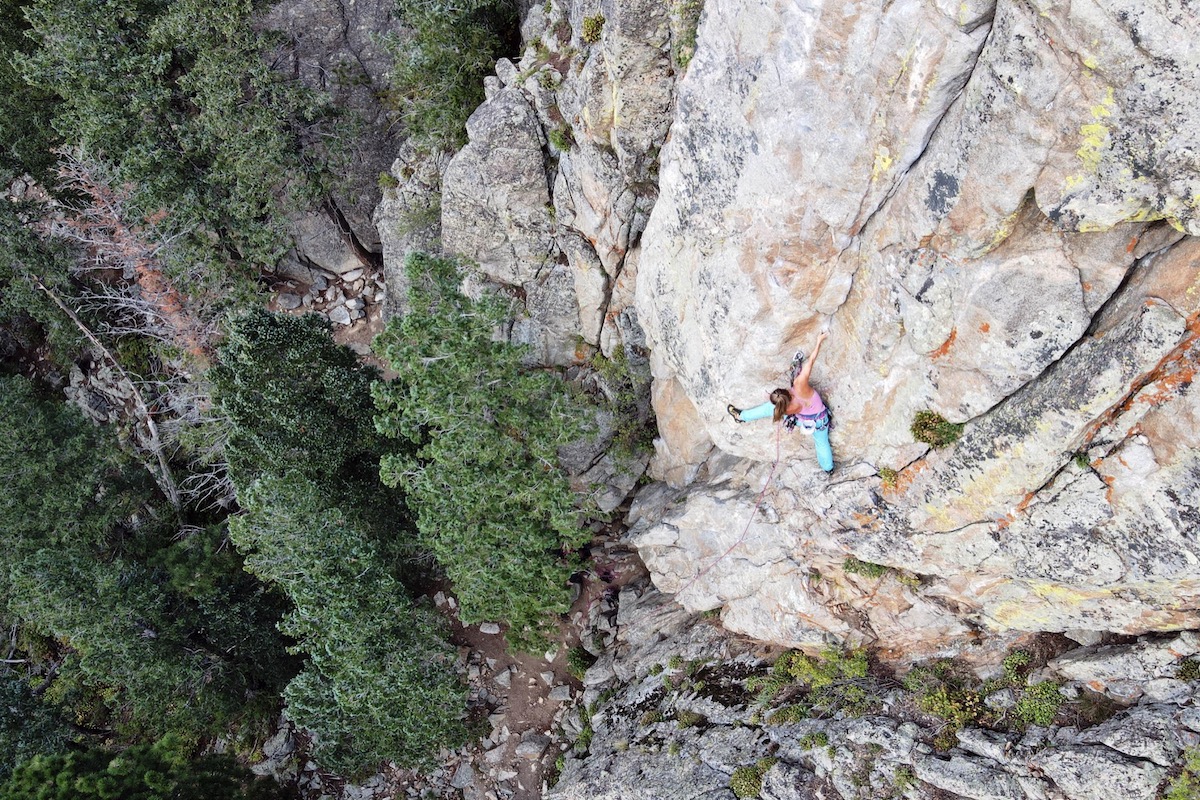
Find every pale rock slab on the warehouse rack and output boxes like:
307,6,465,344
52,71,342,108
442,87,556,286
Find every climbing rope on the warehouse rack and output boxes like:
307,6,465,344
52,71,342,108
674,421,785,599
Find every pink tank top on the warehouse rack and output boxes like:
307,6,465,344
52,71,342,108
795,391,826,417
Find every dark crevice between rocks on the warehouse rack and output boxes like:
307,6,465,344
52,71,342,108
322,195,383,269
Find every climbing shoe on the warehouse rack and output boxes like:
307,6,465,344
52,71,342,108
727,404,745,423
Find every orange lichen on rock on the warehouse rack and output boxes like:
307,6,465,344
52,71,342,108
931,327,957,359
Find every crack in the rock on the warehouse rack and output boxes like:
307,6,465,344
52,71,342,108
851,12,998,247
322,196,383,269
954,231,1186,425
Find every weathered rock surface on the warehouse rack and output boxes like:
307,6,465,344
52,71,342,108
625,0,1200,651
547,582,1200,800
261,0,403,251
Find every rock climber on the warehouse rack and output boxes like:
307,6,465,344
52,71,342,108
726,331,834,472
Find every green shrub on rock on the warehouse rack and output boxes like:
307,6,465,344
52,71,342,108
581,14,605,43
910,410,964,448
1014,681,1064,727
1167,747,1200,800
730,757,777,799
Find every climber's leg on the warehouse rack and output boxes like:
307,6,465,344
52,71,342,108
813,425,834,472
738,402,775,422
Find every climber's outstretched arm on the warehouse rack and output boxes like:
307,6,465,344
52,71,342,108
793,331,828,391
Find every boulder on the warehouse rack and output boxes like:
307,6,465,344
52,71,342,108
1030,744,1166,800
442,87,556,287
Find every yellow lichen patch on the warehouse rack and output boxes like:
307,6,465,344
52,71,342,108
871,147,894,181
1090,86,1115,118
1083,54,1098,71
1071,86,1117,176
991,582,1115,628
986,207,1021,252
1077,122,1110,172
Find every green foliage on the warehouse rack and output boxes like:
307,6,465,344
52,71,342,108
798,731,828,749
878,467,898,488
0,736,285,799
0,1,59,181
387,0,520,149
639,710,664,725
910,410,964,448
230,473,467,773
591,344,655,460
213,308,409,546
905,656,1062,738
548,126,574,152
749,648,875,717
786,647,870,688
0,374,154,556
671,0,703,69
676,710,704,728
581,14,605,43
574,723,594,753
1073,451,1091,470
843,556,889,580
1166,747,1200,800
767,704,809,724
0,676,72,781
373,252,595,651
567,645,596,680
893,765,917,792
918,684,985,729
1002,650,1031,684
0,202,87,363
1014,681,1064,727
0,375,292,743
730,758,777,799
19,0,329,268
378,171,400,190
1179,659,1200,681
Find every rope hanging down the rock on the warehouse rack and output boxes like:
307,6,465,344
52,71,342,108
675,422,784,599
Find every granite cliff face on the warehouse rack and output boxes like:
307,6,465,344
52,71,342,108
375,0,1200,651
630,0,1200,653
372,0,1200,781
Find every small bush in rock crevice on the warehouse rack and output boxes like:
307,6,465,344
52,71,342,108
730,757,777,799
581,14,605,44
910,410,964,448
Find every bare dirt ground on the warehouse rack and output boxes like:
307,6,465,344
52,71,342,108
400,534,647,800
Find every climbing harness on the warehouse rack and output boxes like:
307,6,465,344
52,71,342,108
675,422,785,598
784,408,830,434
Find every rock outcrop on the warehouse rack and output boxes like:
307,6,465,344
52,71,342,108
548,582,1200,800
366,0,1200,789
627,0,1200,651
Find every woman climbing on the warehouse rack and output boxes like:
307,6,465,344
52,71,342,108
726,331,834,472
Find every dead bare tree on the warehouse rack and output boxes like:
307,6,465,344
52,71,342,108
43,151,215,366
